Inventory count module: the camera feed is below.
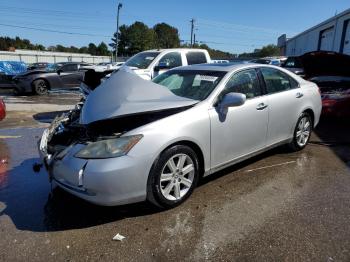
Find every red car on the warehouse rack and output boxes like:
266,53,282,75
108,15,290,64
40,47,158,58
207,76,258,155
0,98,6,121
322,89,350,117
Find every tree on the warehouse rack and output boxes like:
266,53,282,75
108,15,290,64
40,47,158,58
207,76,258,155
258,44,280,57
153,23,180,48
79,46,89,54
88,43,97,55
97,42,109,56
110,22,156,56
238,44,280,58
55,44,66,52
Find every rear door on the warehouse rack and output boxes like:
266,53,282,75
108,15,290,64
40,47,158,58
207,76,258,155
59,64,82,87
259,67,303,146
209,68,268,169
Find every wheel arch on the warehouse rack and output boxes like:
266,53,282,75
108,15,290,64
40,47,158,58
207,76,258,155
153,140,206,178
302,108,315,127
31,78,51,91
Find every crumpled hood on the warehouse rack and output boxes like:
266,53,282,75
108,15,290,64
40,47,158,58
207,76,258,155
80,68,198,124
300,51,350,79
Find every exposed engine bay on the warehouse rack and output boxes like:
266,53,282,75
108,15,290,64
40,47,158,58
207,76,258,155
45,104,192,157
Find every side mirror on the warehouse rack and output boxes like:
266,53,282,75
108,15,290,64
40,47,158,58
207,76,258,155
57,69,62,75
218,92,246,114
154,61,171,72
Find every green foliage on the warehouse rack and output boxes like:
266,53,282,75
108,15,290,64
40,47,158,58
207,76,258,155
111,22,157,56
153,23,180,49
238,44,280,58
0,36,109,56
258,44,280,57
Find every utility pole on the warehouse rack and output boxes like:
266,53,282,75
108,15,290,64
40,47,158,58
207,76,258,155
190,18,195,47
193,33,196,46
115,3,123,61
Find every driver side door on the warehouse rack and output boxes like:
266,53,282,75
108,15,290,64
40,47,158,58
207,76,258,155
59,64,82,88
209,68,268,170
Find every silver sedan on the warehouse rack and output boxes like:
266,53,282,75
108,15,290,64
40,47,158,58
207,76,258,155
38,64,322,208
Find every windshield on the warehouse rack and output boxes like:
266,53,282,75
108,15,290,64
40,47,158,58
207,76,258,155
125,52,160,69
153,70,227,101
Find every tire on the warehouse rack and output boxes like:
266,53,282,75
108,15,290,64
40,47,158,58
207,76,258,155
33,79,49,95
147,145,200,209
288,112,312,151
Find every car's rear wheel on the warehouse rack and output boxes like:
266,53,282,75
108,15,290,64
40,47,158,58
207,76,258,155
289,112,312,151
147,145,199,209
33,79,49,95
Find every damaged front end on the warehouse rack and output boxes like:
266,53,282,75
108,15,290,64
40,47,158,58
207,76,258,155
37,68,197,188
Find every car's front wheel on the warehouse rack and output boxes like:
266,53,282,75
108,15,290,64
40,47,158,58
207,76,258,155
33,79,49,95
147,145,199,209
289,112,312,151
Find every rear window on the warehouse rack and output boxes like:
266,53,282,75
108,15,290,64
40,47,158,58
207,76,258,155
186,52,207,65
283,57,302,68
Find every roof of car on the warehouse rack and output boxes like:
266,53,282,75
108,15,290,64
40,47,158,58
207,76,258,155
142,48,208,53
173,62,257,72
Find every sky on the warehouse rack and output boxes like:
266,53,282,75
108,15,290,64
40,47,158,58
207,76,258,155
0,0,349,54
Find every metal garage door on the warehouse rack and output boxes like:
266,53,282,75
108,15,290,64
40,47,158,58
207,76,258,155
342,21,350,55
319,27,334,51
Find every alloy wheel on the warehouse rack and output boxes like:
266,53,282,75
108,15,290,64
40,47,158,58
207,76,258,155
160,153,195,201
296,116,311,147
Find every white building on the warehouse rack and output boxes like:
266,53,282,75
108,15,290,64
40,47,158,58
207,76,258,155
278,8,350,56
0,49,111,64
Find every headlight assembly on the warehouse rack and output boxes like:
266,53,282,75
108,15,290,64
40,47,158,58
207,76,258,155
74,135,143,159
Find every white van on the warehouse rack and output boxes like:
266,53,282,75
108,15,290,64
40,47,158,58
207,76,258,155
123,48,211,80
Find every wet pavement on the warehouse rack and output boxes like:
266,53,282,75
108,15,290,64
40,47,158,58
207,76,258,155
1,92,350,261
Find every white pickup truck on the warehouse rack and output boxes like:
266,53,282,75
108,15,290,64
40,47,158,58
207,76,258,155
123,48,211,80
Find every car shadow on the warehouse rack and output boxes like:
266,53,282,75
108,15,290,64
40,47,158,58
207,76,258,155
0,144,290,233
312,116,350,167
0,157,160,232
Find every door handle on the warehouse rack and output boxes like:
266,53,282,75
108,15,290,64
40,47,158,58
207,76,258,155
296,92,304,98
256,103,268,110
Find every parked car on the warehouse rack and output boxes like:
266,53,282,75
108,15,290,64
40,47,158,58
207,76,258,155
250,58,282,66
12,62,93,95
123,48,211,80
0,61,27,89
0,98,6,121
38,64,321,208
283,51,350,117
321,89,350,117
27,62,49,71
89,62,125,72
212,59,230,64
282,51,350,84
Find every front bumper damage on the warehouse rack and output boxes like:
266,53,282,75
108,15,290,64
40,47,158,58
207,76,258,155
37,110,149,206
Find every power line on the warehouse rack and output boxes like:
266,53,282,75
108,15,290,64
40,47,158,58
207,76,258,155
0,23,110,37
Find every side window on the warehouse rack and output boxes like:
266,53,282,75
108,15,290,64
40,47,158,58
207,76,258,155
223,69,261,99
158,52,182,68
186,52,207,65
61,64,78,72
260,67,298,94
